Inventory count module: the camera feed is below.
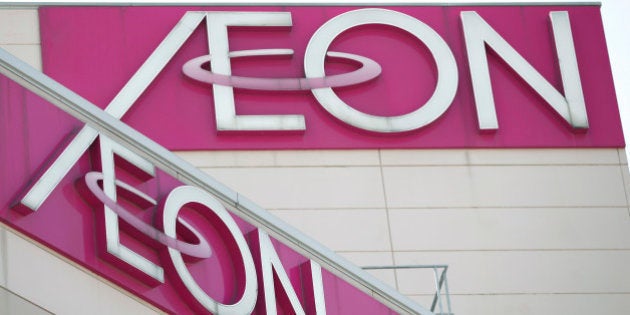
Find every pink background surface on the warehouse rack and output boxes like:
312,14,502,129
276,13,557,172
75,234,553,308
38,5,624,150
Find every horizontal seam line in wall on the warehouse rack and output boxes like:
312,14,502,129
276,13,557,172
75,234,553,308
271,208,387,211
380,163,624,167
195,163,625,168
386,205,630,210
390,248,630,252
337,249,630,253
406,292,630,296
267,205,629,210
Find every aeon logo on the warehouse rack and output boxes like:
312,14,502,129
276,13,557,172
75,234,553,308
177,8,588,133
180,9,460,133
71,136,326,314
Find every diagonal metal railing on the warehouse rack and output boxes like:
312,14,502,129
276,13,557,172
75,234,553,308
0,47,434,314
363,265,453,315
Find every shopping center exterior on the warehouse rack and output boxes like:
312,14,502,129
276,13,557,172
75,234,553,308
0,2,629,315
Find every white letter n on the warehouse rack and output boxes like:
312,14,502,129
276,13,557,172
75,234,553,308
461,11,588,130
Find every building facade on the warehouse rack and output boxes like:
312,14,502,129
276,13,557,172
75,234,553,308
0,4,629,315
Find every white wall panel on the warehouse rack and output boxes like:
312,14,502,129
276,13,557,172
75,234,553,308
6,231,98,314
202,166,386,209
389,208,630,251
466,148,622,165
410,293,630,315
380,148,623,166
0,227,6,288
0,44,41,70
394,250,630,295
0,9,39,44
95,281,160,315
383,166,476,208
0,287,51,315
619,148,628,164
3,227,160,315
177,150,379,167
380,149,469,165
271,209,392,251
0,9,41,71
620,151,630,206
384,165,627,208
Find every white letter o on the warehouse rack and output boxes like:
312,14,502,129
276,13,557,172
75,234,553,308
162,185,257,314
304,8,458,132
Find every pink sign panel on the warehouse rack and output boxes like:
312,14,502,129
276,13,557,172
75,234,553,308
0,72,400,313
38,5,624,150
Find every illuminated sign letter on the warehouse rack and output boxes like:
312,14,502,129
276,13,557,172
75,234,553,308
257,230,327,314
162,185,258,314
98,136,165,283
205,12,306,131
461,11,588,130
305,9,458,132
